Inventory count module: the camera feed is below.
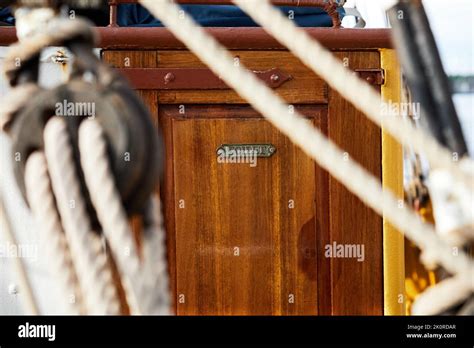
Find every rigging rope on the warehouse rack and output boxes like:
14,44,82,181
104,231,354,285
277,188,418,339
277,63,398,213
25,152,85,315
139,0,474,286
79,119,171,315
44,117,121,315
411,273,473,315
142,196,171,313
233,0,474,191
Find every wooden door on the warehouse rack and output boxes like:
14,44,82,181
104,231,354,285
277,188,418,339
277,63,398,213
161,105,327,315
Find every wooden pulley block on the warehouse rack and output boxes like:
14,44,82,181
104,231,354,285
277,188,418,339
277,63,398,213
5,16,162,216
10,72,161,216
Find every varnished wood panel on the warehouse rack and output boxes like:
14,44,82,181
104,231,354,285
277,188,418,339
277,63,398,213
165,105,326,315
314,114,331,316
327,51,383,315
102,49,385,316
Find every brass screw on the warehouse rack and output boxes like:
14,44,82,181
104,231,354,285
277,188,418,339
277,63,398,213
164,72,175,84
270,74,280,83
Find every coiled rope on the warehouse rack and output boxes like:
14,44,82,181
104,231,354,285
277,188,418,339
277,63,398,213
139,0,474,294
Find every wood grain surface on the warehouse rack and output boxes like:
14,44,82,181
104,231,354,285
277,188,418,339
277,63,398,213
327,51,383,315
164,106,325,315
102,49,384,316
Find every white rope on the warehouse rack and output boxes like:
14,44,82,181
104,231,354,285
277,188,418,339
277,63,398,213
25,152,84,315
458,298,474,315
427,169,474,246
138,0,474,283
79,119,169,315
44,117,121,315
0,194,39,315
142,195,171,314
233,0,474,190
411,275,473,315
236,0,474,314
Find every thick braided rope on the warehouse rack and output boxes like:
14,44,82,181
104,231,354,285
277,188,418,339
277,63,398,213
79,119,168,315
139,0,474,282
233,0,474,191
411,275,473,315
458,298,474,315
142,196,171,314
25,152,85,315
44,117,121,315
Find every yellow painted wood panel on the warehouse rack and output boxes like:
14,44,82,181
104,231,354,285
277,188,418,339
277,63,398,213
380,48,406,316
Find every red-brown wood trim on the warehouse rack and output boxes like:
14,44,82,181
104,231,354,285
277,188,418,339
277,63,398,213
117,67,292,90
0,27,16,46
159,108,178,314
0,27,393,49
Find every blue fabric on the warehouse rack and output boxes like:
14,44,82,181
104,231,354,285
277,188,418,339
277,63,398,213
0,5,345,27
0,7,14,25
118,4,344,27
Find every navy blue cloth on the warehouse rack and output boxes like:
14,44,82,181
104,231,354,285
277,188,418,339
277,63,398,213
0,5,344,27
118,4,344,27
0,7,14,25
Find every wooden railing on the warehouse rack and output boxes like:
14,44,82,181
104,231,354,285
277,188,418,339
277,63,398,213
0,0,394,50
0,26,393,49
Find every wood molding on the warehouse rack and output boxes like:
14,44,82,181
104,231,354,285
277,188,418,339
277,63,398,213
380,48,406,316
0,27,393,50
